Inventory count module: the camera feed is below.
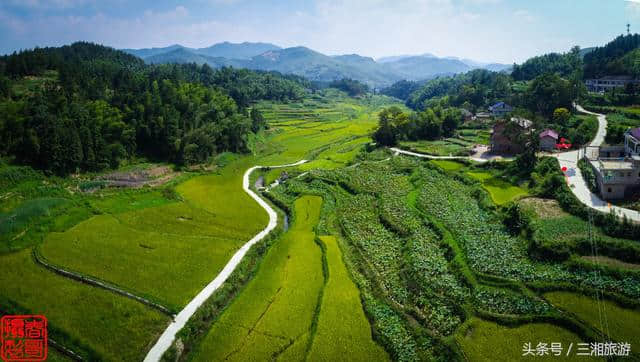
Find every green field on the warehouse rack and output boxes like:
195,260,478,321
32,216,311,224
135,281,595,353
400,138,473,157
544,292,640,349
430,160,466,171
467,171,529,205
192,196,325,361
41,213,243,309
457,318,598,361
0,249,169,360
399,128,490,157
1,90,401,360
308,236,390,362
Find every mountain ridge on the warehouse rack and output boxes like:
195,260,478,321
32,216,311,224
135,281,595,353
123,42,510,86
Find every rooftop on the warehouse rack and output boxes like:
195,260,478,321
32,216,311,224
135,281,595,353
510,117,532,129
539,129,558,139
590,75,637,81
598,159,636,170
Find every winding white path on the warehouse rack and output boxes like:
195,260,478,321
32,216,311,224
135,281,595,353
390,147,494,163
557,106,640,222
144,160,307,362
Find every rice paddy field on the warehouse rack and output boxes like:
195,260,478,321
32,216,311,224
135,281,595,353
192,196,325,361
457,318,598,362
544,292,640,349
308,236,390,362
0,90,400,360
0,249,169,361
467,171,529,205
430,160,466,171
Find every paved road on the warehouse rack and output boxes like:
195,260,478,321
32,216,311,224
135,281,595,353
144,160,308,362
556,106,640,222
390,147,504,163
575,104,607,147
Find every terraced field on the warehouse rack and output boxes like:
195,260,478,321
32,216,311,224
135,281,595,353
192,196,325,361
545,292,640,349
0,91,402,360
457,318,598,362
467,171,528,205
399,128,490,157
5,88,639,362
0,249,169,361
41,213,244,309
308,236,390,362
192,196,389,361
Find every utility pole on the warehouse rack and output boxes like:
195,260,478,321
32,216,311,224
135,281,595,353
628,23,631,35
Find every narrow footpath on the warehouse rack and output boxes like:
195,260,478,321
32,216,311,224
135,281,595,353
144,160,307,362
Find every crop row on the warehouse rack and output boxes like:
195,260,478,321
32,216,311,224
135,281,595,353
474,287,551,316
327,163,469,335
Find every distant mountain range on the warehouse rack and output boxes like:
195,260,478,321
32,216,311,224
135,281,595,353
123,42,511,87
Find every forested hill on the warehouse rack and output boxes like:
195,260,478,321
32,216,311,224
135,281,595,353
510,34,640,81
584,34,640,78
0,42,308,175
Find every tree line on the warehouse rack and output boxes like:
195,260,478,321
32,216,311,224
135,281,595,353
372,106,463,146
0,42,309,175
382,68,579,120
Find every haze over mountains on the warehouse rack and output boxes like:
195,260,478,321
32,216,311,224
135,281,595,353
123,42,511,87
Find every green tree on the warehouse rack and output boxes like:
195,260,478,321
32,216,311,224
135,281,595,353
373,107,407,146
250,108,266,133
525,74,573,118
441,108,462,137
552,108,571,123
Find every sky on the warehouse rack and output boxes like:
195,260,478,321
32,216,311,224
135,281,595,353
1,0,640,64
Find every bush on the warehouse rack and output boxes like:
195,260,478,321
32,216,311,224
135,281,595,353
577,159,598,194
501,202,533,236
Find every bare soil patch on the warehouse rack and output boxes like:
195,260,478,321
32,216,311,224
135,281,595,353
519,197,568,219
97,166,179,189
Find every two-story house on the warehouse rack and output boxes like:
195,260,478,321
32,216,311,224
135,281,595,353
585,76,640,93
588,128,640,199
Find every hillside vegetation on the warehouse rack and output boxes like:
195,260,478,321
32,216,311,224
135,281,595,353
0,42,307,174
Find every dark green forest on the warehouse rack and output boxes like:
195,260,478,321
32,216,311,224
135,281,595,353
511,46,582,81
584,34,640,78
0,42,308,175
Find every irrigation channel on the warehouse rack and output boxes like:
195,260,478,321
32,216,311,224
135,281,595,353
144,160,308,362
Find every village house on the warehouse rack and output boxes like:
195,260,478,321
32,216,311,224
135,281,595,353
539,129,559,151
488,102,513,118
585,76,640,93
490,117,532,154
461,109,473,121
474,111,492,121
588,128,640,199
